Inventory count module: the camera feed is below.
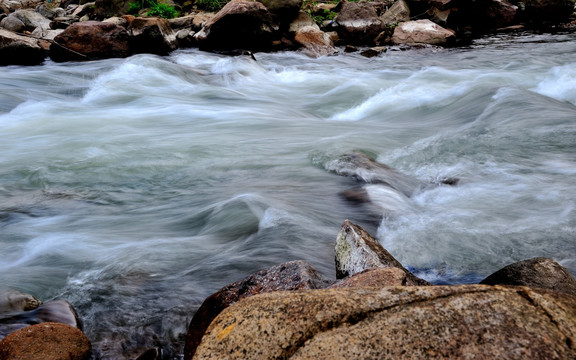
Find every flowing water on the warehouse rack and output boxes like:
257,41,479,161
1,31,576,358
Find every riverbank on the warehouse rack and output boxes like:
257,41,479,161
1,0,575,64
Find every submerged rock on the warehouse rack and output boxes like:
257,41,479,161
0,300,83,339
335,219,429,285
193,285,576,359
0,290,41,315
0,322,92,360
184,260,329,360
480,257,576,296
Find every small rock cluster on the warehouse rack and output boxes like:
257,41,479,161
0,0,574,64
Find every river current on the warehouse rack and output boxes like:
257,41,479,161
1,32,576,358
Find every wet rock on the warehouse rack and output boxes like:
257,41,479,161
0,322,92,360
129,17,178,55
184,260,329,360
0,290,41,315
0,28,46,65
194,0,279,51
333,2,384,45
0,300,83,339
102,16,129,28
480,257,576,296
193,285,576,359
325,152,432,197
330,267,411,288
335,219,429,285
294,25,337,57
391,19,455,45
50,20,130,61
360,45,386,57
94,0,130,18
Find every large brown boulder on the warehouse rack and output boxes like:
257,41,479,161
193,285,576,359
335,219,430,285
0,322,92,360
0,28,46,65
50,20,130,62
480,257,576,296
391,19,455,45
194,0,279,51
483,0,518,28
333,2,384,45
184,260,329,360
129,17,178,55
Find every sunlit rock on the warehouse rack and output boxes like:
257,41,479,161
184,260,329,360
335,219,429,284
294,25,338,57
0,322,92,360
193,285,576,359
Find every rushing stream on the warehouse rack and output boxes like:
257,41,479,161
1,31,576,358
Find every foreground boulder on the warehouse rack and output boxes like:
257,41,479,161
194,0,279,51
391,19,455,45
0,28,46,65
0,322,92,360
193,285,576,359
481,257,576,296
50,21,130,62
335,219,429,285
184,260,329,360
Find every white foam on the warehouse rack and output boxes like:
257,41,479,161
533,63,576,105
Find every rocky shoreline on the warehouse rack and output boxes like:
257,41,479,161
1,216,576,359
0,0,575,64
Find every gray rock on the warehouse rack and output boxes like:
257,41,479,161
335,219,430,285
0,290,41,315
380,0,410,26
193,285,576,359
480,257,576,296
391,19,455,45
3,9,51,32
184,260,329,360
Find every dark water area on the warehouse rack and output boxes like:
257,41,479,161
1,31,575,358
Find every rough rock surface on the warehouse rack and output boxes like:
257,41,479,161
294,25,337,57
480,257,576,296
391,19,455,45
335,219,430,285
129,17,178,55
193,285,576,359
510,0,575,23
50,20,130,61
330,267,410,288
258,0,302,24
0,9,51,32
333,2,384,45
194,0,279,51
0,28,46,65
380,0,410,26
0,322,92,360
0,289,41,314
184,260,329,360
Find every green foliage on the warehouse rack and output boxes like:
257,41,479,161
196,0,227,12
302,1,337,26
127,0,179,18
147,2,179,18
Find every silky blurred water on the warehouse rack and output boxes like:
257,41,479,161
1,31,575,358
